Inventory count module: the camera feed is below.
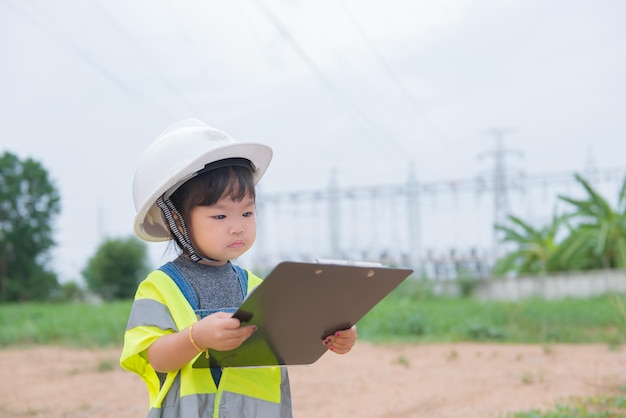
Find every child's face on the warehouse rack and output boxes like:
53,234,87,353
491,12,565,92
187,192,256,265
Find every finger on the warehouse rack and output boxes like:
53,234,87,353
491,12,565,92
321,339,350,351
220,317,243,330
334,325,358,339
216,326,257,350
236,324,257,338
213,311,234,319
330,347,351,354
222,324,257,341
325,327,357,353
327,343,352,354
332,333,355,344
321,333,349,347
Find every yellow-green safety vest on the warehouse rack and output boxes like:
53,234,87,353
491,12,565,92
120,267,292,418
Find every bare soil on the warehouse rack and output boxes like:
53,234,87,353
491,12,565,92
1,343,625,418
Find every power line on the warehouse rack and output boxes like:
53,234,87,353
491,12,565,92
163,0,232,117
256,164,626,270
90,0,205,118
251,0,411,165
338,1,486,170
336,1,452,145
3,0,172,125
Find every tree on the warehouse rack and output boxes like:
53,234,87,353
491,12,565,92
492,212,563,276
0,152,61,301
82,236,149,300
550,173,626,271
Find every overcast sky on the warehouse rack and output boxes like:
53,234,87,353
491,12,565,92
1,0,625,282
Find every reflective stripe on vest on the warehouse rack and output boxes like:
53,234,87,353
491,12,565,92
120,268,292,418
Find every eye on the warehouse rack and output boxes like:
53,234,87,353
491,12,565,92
243,211,254,218
213,215,226,220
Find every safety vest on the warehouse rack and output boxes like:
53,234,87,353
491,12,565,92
120,264,292,418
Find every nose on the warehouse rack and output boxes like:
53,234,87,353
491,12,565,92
229,221,244,234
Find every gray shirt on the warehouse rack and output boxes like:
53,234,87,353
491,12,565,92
172,255,244,311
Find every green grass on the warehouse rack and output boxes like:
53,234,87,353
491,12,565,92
358,279,626,345
0,300,131,348
506,386,626,417
1,279,625,348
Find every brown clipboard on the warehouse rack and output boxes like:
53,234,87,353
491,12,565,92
193,261,413,368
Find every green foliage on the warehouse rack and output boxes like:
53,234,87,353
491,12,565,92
493,212,563,275
0,151,61,301
495,173,626,274
82,236,149,300
51,280,87,302
0,301,131,347
457,269,479,297
551,173,626,271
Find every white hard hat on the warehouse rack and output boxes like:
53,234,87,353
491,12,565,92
133,118,273,242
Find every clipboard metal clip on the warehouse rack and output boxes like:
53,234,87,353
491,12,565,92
315,258,383,268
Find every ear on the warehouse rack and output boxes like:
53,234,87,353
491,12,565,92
171,212,186,234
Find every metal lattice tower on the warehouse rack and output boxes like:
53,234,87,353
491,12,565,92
328,168,341,257
406,161,421,271
479,129,523,257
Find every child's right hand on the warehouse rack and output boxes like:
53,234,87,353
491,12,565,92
194,312,257,352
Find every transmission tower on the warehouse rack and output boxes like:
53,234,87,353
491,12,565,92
478,128,523,257
406,161,422,271
328,168,341,257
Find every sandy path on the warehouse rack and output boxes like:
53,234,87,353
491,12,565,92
1,342,625,417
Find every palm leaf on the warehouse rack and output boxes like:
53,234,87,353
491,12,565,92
574,173,613,218
559,173,613,220
615,236,626,269
596,222,610,255
554,229,595,268
507,215,543,241
574,173,603,202
494,224,527,243
558,196,597,217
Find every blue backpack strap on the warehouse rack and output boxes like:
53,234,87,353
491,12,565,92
158,262,200,311
232,264,249,297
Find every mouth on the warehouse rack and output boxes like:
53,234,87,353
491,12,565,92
228,241,245,249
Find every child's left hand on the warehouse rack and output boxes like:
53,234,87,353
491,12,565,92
322,325,357,354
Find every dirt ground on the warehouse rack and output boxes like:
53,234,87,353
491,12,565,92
1,342,625,418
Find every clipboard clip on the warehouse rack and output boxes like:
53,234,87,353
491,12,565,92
315,258,383,268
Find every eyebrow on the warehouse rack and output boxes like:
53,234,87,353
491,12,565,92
211,198,255,210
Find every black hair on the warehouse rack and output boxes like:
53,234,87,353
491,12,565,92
169,164,256,226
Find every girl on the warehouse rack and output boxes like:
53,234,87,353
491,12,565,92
120,119,357,418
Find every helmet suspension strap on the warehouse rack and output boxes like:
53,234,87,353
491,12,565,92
156,196,219,263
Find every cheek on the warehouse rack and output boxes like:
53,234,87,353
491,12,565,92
188,217,217,240
247,219,257,238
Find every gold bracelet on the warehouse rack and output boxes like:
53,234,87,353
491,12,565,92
188,323,208,358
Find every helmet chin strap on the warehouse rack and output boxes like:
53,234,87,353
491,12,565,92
156,196,220,263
